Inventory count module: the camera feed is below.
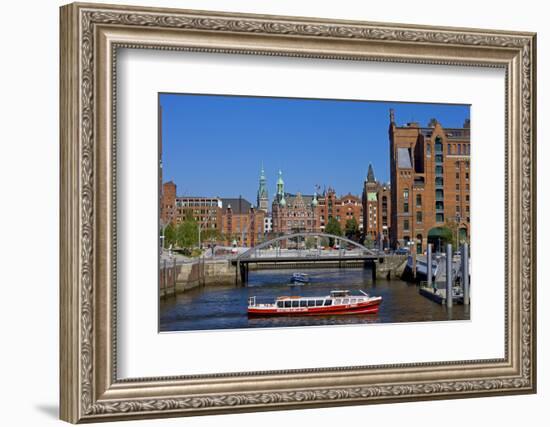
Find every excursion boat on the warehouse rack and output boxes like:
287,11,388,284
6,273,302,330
290,272,310,284
247,290,382,317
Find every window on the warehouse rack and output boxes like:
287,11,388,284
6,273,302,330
404,202,409,213
435,154,444,163
284,301,291,308
436,189,444,200
466,195,470,202
416,211,422,223
456,194,460,202
456,161,460,170
403,188,409,200
456,183,460,190
404,219,410,231
448,143,452,154
458,144,462,154
466,205,470,212
426,143,431,156
416,194,422,207
456,172,460,179
435,165,444,174
324,299,332,306
436,213,444,222
307,300,315,307
277,302,283,308
435,177,444,186
466,172,469,180
299,300,307,307
456,205,460,213
435,137,443,154
316,300,324,306
292,300,299,308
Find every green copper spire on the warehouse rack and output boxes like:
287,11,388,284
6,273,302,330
311,190,319,207
276,170,286,207
276,170,284,195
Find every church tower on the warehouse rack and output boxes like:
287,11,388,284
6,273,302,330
257,164,269,213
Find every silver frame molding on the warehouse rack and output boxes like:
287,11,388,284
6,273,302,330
60,2,537,423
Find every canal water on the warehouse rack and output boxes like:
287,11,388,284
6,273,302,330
159,267,469,332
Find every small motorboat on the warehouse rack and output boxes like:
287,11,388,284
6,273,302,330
248,290,382,317
290,272,310,284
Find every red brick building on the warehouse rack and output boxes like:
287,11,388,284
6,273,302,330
220,198,265,247
361,164,391,248
389,110,470,252
160,182,222,232
316,188,363,235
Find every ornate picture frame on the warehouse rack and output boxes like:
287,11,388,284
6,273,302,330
60,2,536,423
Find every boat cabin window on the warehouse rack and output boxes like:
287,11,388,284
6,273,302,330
307,300,315,307
277,301,283,308
284,301,291,308
324,299,332,306
343,298,350,304
316,300,324,306
292,300,299,308
334,299,341,305
299,300,307,307
351,299,357,304
331,291,350,298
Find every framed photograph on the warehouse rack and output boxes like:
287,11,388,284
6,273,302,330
60,2,537,423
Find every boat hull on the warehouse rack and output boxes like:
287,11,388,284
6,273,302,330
248,298,382,317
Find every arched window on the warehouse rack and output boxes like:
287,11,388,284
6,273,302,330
434,137,443,154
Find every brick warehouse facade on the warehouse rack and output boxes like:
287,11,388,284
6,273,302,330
316,188,363,234
362,164,391,248
389,110,470,252
160,182,264,247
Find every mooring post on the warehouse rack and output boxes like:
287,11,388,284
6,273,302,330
462,243,470,305
427,243,433,289
163,259,167,293
236,259,240,286
446,243,453,308
173,258,177,294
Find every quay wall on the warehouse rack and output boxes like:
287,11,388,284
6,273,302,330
160,259,235,297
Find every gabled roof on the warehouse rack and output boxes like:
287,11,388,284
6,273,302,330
221,197,251,214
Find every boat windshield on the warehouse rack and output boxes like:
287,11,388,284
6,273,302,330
330,290,350,298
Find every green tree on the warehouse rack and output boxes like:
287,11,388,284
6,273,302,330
202,228,221,243
163,223,176,247
176,215,199,248
344,218,359,240
364,234,374,249
325,217,342,246
305,237,316,249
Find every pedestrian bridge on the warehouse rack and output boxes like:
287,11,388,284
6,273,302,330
232,232,383,284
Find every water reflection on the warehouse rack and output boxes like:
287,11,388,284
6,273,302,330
159,268,469,332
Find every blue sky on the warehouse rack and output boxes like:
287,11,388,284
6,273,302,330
160,93,469,204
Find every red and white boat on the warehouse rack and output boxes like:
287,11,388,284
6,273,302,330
247,290,382,317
